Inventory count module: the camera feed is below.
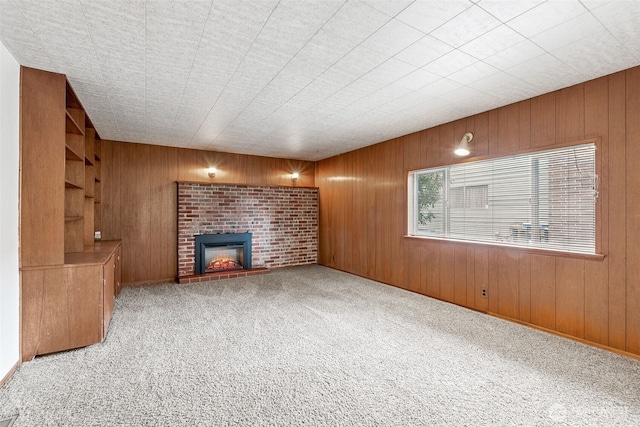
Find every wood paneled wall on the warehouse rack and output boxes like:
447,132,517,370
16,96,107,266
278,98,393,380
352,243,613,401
100,141,315,284
316,66,640,357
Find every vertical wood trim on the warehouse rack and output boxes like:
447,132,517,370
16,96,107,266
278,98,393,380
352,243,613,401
474,247,488,312
440,243,455,303
497,250,518,319
487,249,498,312
556,84,585,144
608,71,626,349
135,143,151,283
555,258,585,339
466,247,475,310
403,240,421,293
498,103,519,153
488,109,499,155
426,241,441,298
531,92,556,147
518,100,531,149
119,143,137,283
625,66,640,354
439,122,455,166
518,254,531,323
530,254,556,329
583,76,609,345
454,245,467,306
473,112,489,157
164,147,179,280
584,259,609,345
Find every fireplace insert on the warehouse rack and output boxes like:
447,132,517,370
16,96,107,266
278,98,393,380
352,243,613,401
194,233,252,274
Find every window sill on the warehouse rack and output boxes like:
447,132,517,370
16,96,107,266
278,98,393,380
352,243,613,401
403,235,606,261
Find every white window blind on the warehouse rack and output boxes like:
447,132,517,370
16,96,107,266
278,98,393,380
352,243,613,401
408,143,598,254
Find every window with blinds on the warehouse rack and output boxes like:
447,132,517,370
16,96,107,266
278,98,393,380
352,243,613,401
408,142,598,254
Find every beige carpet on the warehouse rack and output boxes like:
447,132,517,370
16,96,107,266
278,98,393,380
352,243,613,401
1,265,639,426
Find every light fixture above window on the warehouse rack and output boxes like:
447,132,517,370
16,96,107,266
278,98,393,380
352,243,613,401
291,172,299,181
455,132,474,156
207,167,216,178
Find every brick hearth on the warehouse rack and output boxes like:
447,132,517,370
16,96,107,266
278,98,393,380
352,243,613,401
177,182,318,278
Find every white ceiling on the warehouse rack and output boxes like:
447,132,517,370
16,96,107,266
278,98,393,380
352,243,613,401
1,0,639,161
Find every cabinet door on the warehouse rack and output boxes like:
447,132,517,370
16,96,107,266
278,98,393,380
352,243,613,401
21,265,102,361
103,254,115,339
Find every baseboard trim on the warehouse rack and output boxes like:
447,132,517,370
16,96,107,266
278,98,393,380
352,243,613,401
0,360,20,388
488,312,640,362
121,278,176,287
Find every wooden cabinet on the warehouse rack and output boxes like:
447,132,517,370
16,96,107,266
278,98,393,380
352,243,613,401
20,67,119,361
21,242,121,361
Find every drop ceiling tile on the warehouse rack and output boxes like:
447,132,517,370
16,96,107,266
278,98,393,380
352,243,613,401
14,0,88,36
284,43,341,78
447,61,499,85
331,82,378,106
476,0,544,22
483,39,545,70
334,45,389,79
12,0,98,72
315,0,391,48
4,45,55,72
395,1,471,34
430,5,501,48
0,3,55,70
252,0,340,61
355,87,407,109
119,131,146,142
65,62,102,81
507,0,588,38
419,77,463,98
459,25,525,60
393,90,437,108
364,58,417,85
80,0,145,59
531,12,605,52
588,1,640,46
422,49,478,77
394,35,453,68
70,79,107,97
468,71,537,101
361,0,414,17
145,0,209,57
304,28,359,66
506,53,585,91
253,71,317,109
394,68,441,91
552,30,637,79
362,18,425,56
111,102,145,118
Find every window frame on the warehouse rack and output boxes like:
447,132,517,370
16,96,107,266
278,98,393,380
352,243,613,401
405,138,604,261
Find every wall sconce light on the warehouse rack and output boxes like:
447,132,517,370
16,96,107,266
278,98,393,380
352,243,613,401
207,167,217,178
291,172,299,182
455,132,474,156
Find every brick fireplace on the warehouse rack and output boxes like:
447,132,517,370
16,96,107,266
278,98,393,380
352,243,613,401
177,182,318,280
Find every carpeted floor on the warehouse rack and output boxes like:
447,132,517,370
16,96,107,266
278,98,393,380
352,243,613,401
1,265,639,426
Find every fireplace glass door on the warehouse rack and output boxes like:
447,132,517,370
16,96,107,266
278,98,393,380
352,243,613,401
204,245,244,272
